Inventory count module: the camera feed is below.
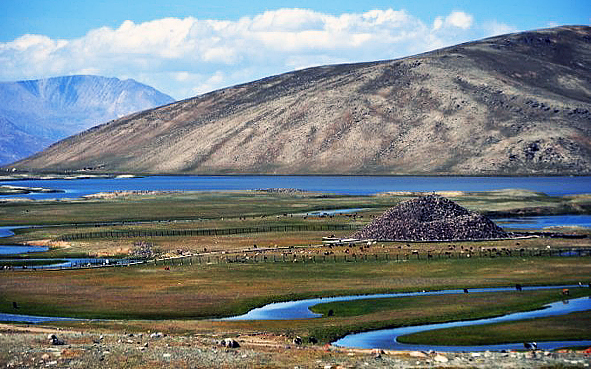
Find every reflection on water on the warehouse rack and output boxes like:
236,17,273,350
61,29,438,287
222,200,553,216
224,285,591,351
333,296,591,351
305,208,365,216
0,312,79,323
0,257,124,269
0,226,137,268
223,285,581,321
0,245,49,255
497,215,591,229
0,226,28,238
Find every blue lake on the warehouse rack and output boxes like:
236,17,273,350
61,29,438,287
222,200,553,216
497,215,591,229
1,175,591,199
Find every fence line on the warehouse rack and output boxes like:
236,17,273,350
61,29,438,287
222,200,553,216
107,247,591,268
55,224,359,241
6,247,589,272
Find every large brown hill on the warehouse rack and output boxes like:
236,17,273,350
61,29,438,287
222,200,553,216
11,26,591,175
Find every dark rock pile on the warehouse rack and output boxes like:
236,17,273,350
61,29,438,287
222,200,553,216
130,241,155,259
352,195,509,241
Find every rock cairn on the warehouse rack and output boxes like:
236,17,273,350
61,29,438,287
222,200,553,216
352,194,509,241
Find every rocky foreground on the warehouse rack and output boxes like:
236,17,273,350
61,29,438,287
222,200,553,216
1,326,590,368
352,195,509,241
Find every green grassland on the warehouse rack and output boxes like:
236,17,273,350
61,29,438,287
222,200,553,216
1,189,591,348
308,288,591,343
397,310,591,346
1,189,590,227
1,257,589,319
2,189,590,260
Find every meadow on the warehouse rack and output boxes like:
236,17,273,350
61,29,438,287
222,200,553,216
1,189,590,349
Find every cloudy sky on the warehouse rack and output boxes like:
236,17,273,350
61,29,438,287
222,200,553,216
1,0,589,100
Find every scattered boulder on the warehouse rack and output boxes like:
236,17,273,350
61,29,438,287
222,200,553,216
47,334,64,346
220,338,240,348
434,354,449,363
524,342,538,350
372,348,385,358
352,195,509,241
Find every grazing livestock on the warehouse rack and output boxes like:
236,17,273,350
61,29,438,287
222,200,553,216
562,288,570,296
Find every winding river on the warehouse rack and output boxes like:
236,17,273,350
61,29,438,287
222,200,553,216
2,282,590,350
333,296,591,351
223,285,591,351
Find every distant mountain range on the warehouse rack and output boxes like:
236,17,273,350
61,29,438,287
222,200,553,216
10,26,591,175
0,75,174,165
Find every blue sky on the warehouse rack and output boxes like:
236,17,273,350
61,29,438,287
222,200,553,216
1,0,589,99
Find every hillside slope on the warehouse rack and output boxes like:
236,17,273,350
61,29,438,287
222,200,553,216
11,26,591,175
0,75,174,165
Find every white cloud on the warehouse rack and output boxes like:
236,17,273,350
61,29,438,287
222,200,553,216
434,11,474,31
250,8,326,32
433,17,444,31
191,71,226,95
0,8,494,99
445,11,474,29
483,20,518,36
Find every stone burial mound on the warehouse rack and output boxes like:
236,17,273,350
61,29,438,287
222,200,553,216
352,194,509,241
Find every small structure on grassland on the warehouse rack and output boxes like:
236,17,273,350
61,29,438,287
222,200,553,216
352,194,509,241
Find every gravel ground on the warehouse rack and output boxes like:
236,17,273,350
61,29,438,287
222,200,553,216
1,326,590,368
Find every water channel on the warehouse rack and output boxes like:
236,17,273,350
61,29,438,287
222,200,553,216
223,285,591,351
4,285,589,351
333,296,591,351
224,285,585,320
0,226,137,268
